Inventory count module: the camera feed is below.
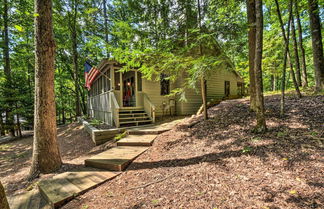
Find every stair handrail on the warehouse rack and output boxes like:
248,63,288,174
109,91,120,127
143,93,156,123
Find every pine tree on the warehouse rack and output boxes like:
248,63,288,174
29,0,62,179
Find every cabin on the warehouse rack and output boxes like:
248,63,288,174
87,59,244,128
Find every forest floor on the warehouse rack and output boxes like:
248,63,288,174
60,94,323,209
0,123,114,195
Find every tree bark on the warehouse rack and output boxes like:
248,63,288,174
197,0,208,120
275,0,292,116
2,0,15,137
103,0,109,57
308,0,324,92
294,0,308,87
253,0,266,132
0,118,4,136
275,0,302,100
291,15,301,86
0,181,10,209
29,0,62,179
247,0,257,111
70,0,81,119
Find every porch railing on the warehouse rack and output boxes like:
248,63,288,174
110,91,120,127
143,93,156,123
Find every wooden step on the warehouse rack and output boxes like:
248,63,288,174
119,110,145,114
117,134,157,146
84,146,148,171
119,116,150,121
119,112,147,117
119,119,152,125
38,169,119,208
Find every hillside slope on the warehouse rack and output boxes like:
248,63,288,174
63,95,323,209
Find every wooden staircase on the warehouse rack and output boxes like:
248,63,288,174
118,108,153,127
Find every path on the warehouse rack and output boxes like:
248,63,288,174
7,120,177,209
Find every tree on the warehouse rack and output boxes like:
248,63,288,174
68,0,82,119
308,0,324,92
247,0,257,111
2,0,15,136
29,0,62,179
294,0,308,87
253,0,267,132
291,14,301,87
0,181,10,209
197,0,208,120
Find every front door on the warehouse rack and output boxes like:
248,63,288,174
122,71,136,107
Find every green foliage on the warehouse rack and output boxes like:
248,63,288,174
114,131,127,141
242,146,252,153
89,119,103,126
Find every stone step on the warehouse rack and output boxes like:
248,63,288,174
84,146,148,171
38,169,119,208
117,134,157,146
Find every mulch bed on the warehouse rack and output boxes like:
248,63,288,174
62,95,324,209
0,123,112,195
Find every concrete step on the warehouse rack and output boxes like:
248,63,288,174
117,134,157,146
84,146,148,171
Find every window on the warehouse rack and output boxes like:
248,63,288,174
137,71,142,91
115,72,120,90
160,73,170,95
237,82,244,96
224,81,230,97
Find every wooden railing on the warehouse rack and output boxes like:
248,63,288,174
143,93,156,123
110,91,120,127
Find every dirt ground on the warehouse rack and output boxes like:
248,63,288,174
60,95,324,209
0,123,110,196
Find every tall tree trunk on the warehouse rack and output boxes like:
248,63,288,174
103,0,109,57
253,0,266,132
0,117,4,136
247,0,257,111
295,0,308,87
197,0,208,120
273,75,277,91
16,103,22,138
275,0,292,116
291,15,302,86
2,0,15,137
29,0,62,179
308,0,324,92
270,75,274,91
70,0,81,120
275,0,302,100
0,181,10,209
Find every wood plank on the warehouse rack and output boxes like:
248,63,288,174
38,177,82,208
85,146,148,171
38,169,120,208
117,134,157,146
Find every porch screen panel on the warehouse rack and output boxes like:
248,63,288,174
115,71,120,90
104,69,110,92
